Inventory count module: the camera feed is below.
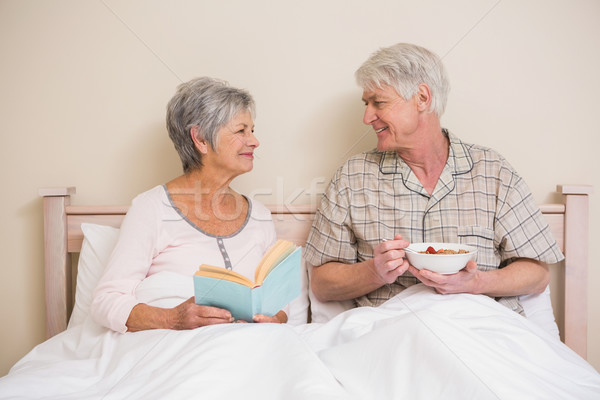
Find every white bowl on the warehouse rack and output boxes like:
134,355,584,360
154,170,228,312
405,243,477,275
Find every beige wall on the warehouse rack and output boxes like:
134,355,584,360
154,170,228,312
1,0,599,375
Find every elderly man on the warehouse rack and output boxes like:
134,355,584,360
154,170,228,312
304,43,563,315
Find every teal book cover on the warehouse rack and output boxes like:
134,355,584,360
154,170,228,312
194,245,301,321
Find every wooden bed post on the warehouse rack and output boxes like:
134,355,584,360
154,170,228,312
558,184,593,360
39,187,76,338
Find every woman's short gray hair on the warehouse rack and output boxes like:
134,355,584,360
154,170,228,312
166,77,256,173
355,43,450,118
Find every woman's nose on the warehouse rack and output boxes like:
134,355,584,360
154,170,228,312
248,131,259,148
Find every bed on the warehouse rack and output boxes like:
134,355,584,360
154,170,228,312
0,184,598,399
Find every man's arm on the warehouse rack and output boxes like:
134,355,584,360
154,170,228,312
311,259,381,302
311,235,411,302
409,258,550,297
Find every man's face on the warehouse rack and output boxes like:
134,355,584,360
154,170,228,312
361,85,420,152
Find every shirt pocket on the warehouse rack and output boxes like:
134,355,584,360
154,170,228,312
457,226,497,270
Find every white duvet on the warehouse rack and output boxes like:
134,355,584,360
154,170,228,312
2,281,599,400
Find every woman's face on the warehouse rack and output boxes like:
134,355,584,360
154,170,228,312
204,110,259,177
361,85,420,152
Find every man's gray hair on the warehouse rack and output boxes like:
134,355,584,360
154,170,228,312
355,43,450,118
166,77,256,173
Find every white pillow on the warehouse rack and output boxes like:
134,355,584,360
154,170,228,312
520,285,560,339
68,223,120,328
69,223,311,327
286,256,310,325
306,263,354,323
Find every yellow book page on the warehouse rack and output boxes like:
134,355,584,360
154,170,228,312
196,265,255,288
254,240,296,284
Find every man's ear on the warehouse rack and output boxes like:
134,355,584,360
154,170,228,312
416,83,432,112
190,126,209,154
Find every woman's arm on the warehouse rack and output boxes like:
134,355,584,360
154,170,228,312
125,297,234,332
252,310,288,324
91,190,163,332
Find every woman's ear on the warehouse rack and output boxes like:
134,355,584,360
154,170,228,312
416,84,432,112
190,126,209,154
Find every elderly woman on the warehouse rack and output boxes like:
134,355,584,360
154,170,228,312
91,77,285,333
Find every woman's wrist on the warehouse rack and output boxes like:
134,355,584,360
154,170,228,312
274,310,288,323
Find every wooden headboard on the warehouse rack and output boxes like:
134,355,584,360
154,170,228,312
39,184,592,359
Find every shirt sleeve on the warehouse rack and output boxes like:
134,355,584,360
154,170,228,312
304,166,358,267
90,190,161,333
494,171,564,265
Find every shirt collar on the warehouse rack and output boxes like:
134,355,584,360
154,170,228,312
378,128,473,176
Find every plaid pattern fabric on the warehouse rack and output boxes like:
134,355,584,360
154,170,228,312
304,130,564,315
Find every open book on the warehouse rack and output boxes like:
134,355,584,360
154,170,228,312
193,240,302,321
